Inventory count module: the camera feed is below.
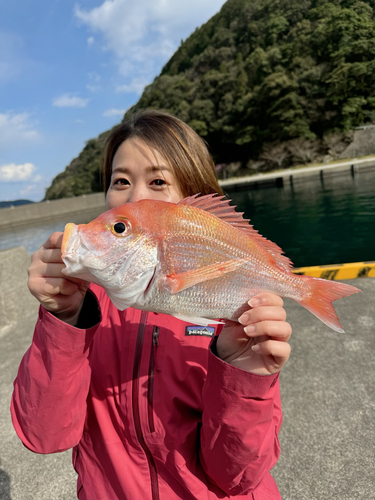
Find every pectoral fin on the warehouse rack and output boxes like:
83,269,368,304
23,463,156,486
166,259,245,294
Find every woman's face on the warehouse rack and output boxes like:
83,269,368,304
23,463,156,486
106,137,184,210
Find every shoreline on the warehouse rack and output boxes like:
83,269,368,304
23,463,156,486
221,155,375,191
0,192,106,230
1,156,375,229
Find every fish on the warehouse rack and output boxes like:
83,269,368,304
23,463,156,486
61,194,361,331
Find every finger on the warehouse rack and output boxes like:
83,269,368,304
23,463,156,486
252,339,291,371
37,277,81,297
248,293,283,308
29,258,87,288
31,241,64,264
39,248,64,264
30,262,66,277
239,305,286,326
244,320,292,342
42,231,64,250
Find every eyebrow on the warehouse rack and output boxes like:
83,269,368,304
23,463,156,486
112,165,171,175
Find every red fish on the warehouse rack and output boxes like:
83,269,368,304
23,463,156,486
61,194,361,331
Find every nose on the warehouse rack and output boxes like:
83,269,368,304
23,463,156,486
127,185,148,203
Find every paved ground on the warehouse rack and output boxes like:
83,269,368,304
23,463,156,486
272,277,374,500
0,257,373,499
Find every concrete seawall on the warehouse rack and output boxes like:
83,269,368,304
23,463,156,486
1,156,375,229
221,155,375,191
0,247,374,499
0,193,106,229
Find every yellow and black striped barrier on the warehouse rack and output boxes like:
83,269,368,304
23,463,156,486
292,261,375,280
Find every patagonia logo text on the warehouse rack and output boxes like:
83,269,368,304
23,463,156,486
185,326,215,337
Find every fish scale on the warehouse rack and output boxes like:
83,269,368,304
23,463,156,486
61,194,360,331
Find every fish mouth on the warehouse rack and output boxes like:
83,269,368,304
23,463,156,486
61,223,85,261
61,223,91,277
61,223,77,259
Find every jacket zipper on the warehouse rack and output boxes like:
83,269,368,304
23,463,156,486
132,311,160,500
148,326,159,433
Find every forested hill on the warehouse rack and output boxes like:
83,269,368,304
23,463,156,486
45,0,375,199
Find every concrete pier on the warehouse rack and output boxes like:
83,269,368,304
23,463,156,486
1,157,375,230
0,247,374,500
0,193,106,229
221,156,375,192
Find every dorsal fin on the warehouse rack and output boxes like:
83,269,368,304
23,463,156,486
179,194,293,272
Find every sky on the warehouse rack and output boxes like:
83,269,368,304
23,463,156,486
0,0,226,202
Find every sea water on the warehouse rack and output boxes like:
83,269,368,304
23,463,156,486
1,169,374,267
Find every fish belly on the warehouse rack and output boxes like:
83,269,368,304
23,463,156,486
140,227,304,321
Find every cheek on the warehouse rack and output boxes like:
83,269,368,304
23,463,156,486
105,190,114,210
170,190,184,203
168,182,184,203
106,189,127,210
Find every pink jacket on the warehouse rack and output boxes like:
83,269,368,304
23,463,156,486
11,285,282,500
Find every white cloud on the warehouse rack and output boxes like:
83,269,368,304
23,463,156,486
52,93,90,108
0,112,40,144
87,36,95,46
86,72,101,92
87,84,100,92
0,162,36,182
116,77,150,95
74,0,226,92
88,72,101,82
103,108,126,117
19,175,44,196
75,0,226,57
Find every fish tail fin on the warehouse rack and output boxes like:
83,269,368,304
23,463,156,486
296,276,361,333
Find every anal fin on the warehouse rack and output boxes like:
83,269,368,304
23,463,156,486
173,315,224,326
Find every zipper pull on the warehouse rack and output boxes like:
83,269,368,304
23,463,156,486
152,327,160,371
153,327,159,346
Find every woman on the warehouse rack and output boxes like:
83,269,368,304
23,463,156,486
11,109,291,499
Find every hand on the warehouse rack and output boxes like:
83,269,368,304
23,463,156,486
28,232,90,325
216,293,292,375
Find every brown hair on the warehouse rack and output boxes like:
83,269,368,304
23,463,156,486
102,109,224,197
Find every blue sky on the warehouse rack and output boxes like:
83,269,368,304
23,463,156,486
0,0,226,202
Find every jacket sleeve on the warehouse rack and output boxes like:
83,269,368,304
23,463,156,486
10,293,100,454
199,337,282,496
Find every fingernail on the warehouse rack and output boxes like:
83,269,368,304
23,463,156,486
251,344,261,352
249,298,260,307
244,325,255,334
238,314,248,325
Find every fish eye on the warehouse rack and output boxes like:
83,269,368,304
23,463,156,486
111,219,131,237
114,222,126,233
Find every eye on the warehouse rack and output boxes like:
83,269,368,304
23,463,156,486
151,178,167,186
113,178,130,186
114,222,126,233
111,219,131,237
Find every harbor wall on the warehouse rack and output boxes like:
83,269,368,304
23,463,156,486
0,192,106,229
1,157,375,229
221,156,375,191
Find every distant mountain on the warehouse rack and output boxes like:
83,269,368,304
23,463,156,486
44,129,113,200
44,0,375,200
0,199,35,209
